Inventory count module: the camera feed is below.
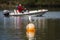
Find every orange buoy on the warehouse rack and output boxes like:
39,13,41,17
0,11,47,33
26,23,36,38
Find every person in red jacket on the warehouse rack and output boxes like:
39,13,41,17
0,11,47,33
17,4,24,12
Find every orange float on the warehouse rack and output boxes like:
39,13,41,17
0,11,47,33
26,23,36,38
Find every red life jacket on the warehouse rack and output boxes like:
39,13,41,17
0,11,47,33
17,6,24,12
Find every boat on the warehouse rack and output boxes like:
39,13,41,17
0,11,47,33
3,9,48,16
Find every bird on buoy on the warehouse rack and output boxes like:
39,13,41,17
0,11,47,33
26,23,36,40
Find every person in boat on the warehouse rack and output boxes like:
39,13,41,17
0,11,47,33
17,4,25,13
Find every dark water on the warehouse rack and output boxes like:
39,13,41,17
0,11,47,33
0,11,60,40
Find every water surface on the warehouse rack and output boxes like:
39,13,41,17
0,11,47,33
0,11,60,40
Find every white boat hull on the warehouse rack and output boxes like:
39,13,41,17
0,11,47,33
3,9,48,16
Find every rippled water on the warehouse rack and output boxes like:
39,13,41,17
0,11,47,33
0,11,60,40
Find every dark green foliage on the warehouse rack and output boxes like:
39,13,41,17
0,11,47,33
0,0,60,9
0,0,60,5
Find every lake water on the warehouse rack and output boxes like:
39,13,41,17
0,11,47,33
0,11,60,40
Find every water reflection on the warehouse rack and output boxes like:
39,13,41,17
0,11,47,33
33,17,47,40
0,11,60,40
3,16,50,40
11,16,22,29
4,16,26,40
